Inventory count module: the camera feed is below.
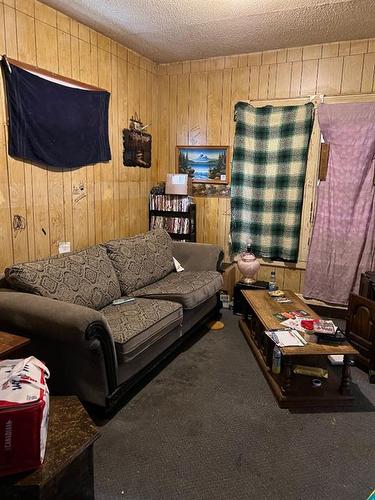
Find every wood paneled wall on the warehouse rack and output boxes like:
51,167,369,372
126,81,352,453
1,0,374,296
0,0,159,270
157,38,375,292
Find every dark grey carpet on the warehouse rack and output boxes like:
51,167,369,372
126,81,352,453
94,310,375,500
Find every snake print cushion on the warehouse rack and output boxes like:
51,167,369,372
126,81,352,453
101,297,183,363
101,298,182,344
5,245,121,310
130,270,223,309
105,229,175,295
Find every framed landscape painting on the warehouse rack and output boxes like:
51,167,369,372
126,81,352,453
176,145,229,184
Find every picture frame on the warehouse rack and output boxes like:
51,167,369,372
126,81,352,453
176,145,229,184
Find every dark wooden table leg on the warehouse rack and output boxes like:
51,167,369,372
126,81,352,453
264,336,271,368
340,355,352,395
252,317,261,347
283,357,293,393
369,350,375,384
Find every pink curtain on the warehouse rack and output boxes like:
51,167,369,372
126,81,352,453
304,103,375,305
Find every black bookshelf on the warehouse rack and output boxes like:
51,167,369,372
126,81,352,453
149,194,196,242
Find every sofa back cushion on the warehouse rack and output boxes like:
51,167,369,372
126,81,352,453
104,229,175,294
4,245,121,310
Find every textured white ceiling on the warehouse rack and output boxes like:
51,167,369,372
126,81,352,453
42,0,375,63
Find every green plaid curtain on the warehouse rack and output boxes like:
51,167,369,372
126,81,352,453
231,102,314,262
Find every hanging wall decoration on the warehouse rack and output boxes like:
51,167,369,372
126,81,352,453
123,114,152,168
1,56,111,168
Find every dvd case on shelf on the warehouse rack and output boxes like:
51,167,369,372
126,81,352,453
149,194,192,212
150,215,190,234
149,194,196,241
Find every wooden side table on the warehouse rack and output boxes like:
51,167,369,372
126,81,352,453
0,396,100,500
0,331,31,359
233,280,269,315
220,262,237,299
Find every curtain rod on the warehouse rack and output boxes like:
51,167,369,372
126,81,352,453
253,94,323,102
2,55,107,92
246,92,375,105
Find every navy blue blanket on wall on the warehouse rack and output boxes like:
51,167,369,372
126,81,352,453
2,60,111,168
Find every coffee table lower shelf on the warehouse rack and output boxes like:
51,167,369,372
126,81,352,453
240,318,354,409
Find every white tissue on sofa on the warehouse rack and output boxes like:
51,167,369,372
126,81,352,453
173,257,184,272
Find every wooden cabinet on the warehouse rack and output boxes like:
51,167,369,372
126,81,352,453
346,293,375,381
359,272,375,301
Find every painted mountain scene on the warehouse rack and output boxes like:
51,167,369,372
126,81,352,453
177,147,228,183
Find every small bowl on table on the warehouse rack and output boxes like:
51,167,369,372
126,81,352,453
268,290,285,297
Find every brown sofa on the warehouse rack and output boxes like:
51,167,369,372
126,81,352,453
0,229,223,410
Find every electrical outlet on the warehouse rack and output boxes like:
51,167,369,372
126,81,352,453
58,241,71,254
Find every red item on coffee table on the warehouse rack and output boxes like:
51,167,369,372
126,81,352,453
301,319,319,331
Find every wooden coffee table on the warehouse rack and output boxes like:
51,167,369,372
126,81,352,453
240,290,359,409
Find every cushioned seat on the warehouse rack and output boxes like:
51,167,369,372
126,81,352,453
101,298,183,363
130,271,223,310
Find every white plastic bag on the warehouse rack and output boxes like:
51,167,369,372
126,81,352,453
0,356,50,476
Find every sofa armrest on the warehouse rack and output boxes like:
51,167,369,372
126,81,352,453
0,290,118,406
0,290,112,343
172,242,224,272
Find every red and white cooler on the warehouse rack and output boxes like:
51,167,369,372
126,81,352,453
0,356,50,477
